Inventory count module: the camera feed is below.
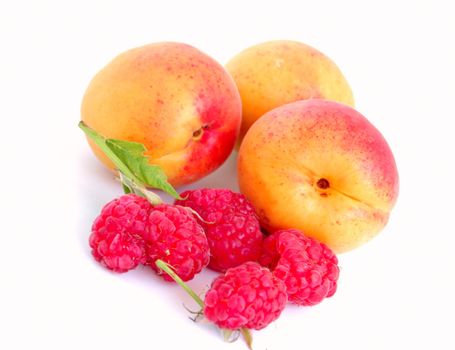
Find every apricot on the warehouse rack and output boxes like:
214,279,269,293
81,42,241,186
238,100,399,253
226,40,354,141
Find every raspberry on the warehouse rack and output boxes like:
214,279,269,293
204,262,287,330
89,194,151,273
143,204,210,282
260,229,340,306
175,189,263,272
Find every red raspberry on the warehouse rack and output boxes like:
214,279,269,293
175,189,263,272
143,204,210,282
204,262,287,330
260,229,340,306
89,194,151,273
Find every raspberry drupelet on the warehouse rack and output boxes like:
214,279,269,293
260,229,340,306
176,188,263,272
204,262,287,330
143,204,210,282
89,194,151,272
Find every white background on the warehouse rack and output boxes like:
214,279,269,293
1,0,454,349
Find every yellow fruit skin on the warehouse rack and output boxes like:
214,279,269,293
238,100,399,253
81,42,241,186
226,40,354,141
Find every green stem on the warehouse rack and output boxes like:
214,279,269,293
155,259,204,308
156,259,253,349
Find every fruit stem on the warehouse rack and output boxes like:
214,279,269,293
155,259,204,308
119,173,163,205
156,259,254,349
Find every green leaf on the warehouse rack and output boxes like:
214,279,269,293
106,139,181,199
79,121,181,200
78,121,140,182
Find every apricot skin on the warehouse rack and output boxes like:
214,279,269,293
81,42,241,186
238,100,399,253
226,40,354,141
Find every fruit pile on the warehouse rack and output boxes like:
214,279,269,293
80,40,399,348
